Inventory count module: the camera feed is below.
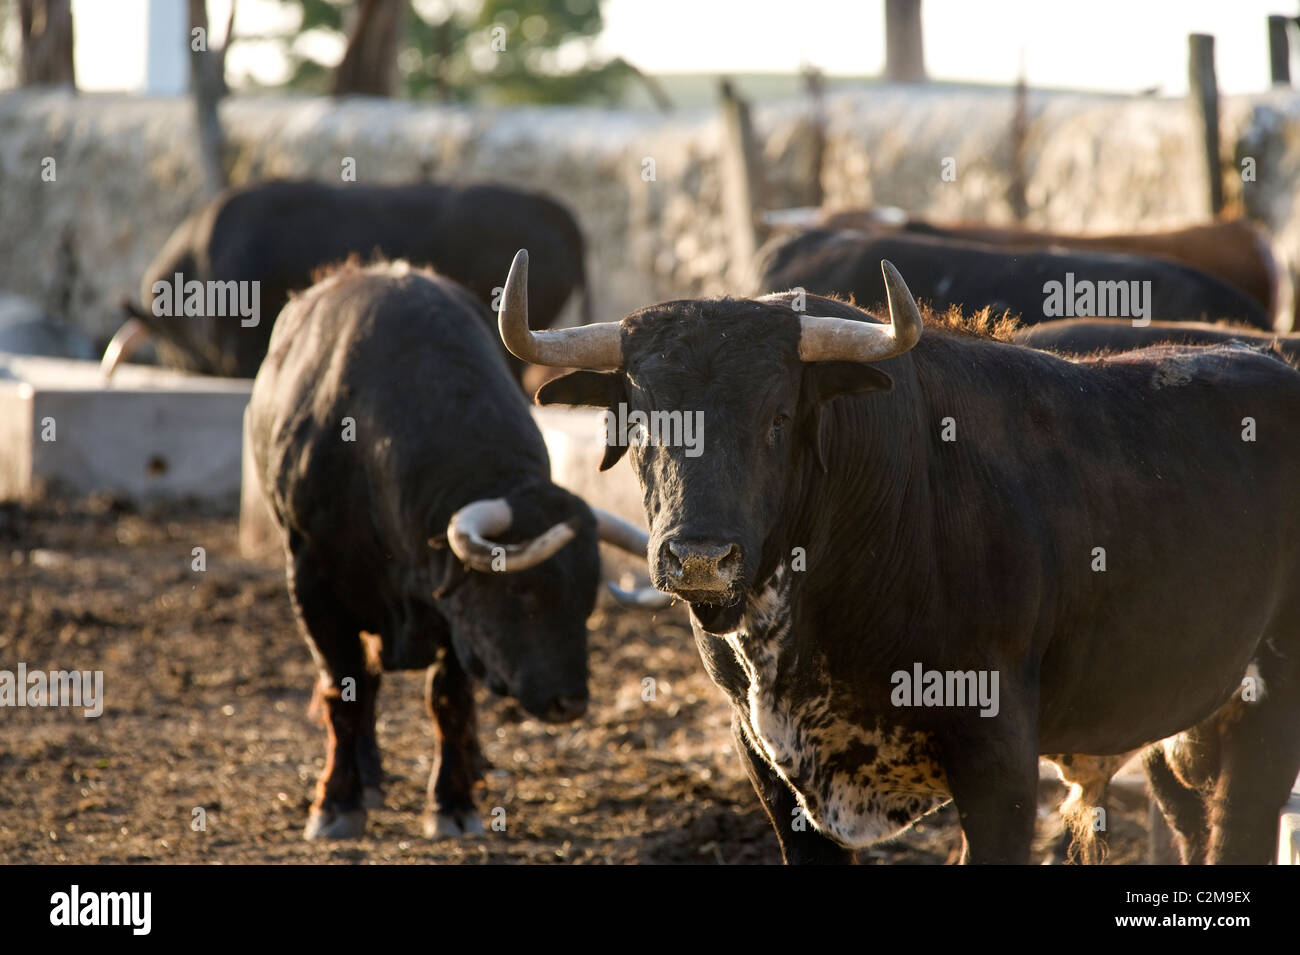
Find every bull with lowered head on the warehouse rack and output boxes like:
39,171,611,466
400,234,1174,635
248,261,653,839
111,179,591,383
504,248,1300,864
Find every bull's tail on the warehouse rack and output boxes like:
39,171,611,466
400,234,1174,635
1058,777,1110,865
1047,753,1130,865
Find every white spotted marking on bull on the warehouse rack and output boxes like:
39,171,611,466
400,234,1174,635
722,566,950,849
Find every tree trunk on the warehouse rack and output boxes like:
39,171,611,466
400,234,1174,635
884,0,925,83
19,0,76,87
189,0,228,197
1269,15,1290,87
214,0,236,97
334,0,407,97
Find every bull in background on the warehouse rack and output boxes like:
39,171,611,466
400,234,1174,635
820,211,1281,325
756,229,1271,331
111,179,592,381
505,248,1300,864
247,261,653,839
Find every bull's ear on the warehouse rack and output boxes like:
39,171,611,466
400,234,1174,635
536,370,624,408
430,545,469,599
536,370,630,472
806,361,893,402
804,362,893,472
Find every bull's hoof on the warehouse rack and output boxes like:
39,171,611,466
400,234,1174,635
423,807,485,839
304,805,367,840
362,786,385,810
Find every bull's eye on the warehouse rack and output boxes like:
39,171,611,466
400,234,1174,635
769,413,791,445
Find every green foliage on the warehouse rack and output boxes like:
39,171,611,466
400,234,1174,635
268,0,348,94
266,0,631,104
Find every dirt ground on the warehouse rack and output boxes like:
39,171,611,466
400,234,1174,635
0,498,1151,864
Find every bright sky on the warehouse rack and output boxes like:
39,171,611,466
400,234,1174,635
67,0,1291,96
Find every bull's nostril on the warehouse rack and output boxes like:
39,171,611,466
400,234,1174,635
662,538,743,588
668,539,737,565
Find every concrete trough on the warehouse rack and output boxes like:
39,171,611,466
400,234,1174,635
0,352,251,506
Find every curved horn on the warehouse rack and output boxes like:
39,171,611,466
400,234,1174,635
592,507,651,557
592,511,675,609
797,260,923,363
607,579,676,610
445,498,578,573
498,249,622,369
100,318,151,380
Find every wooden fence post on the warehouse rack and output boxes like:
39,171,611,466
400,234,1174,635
719,79,763,291
1188,33,1223,217
884,0,926,82
1269,15,1291,86
802,65,827,210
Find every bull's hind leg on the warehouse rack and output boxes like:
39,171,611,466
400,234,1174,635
308,674,380,805
355,661,384,810
423,644,487,838
1143,734,1214,864
311,665,383,804
289,543,369,840
1207,651,1300,864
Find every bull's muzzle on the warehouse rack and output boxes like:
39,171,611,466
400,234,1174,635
658,538,742,598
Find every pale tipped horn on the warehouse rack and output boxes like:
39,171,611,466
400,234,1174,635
608,577,676,610
592,507,651,557
498,249,622,369
591,510,676,609
796,259,923,363
445,498,578,573
100,318,151,380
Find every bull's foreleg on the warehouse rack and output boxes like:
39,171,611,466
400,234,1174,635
290,545,368,840
942,725,1038,864
732,714,855,864
423,646,487,838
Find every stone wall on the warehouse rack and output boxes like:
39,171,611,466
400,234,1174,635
3,83,1300,348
